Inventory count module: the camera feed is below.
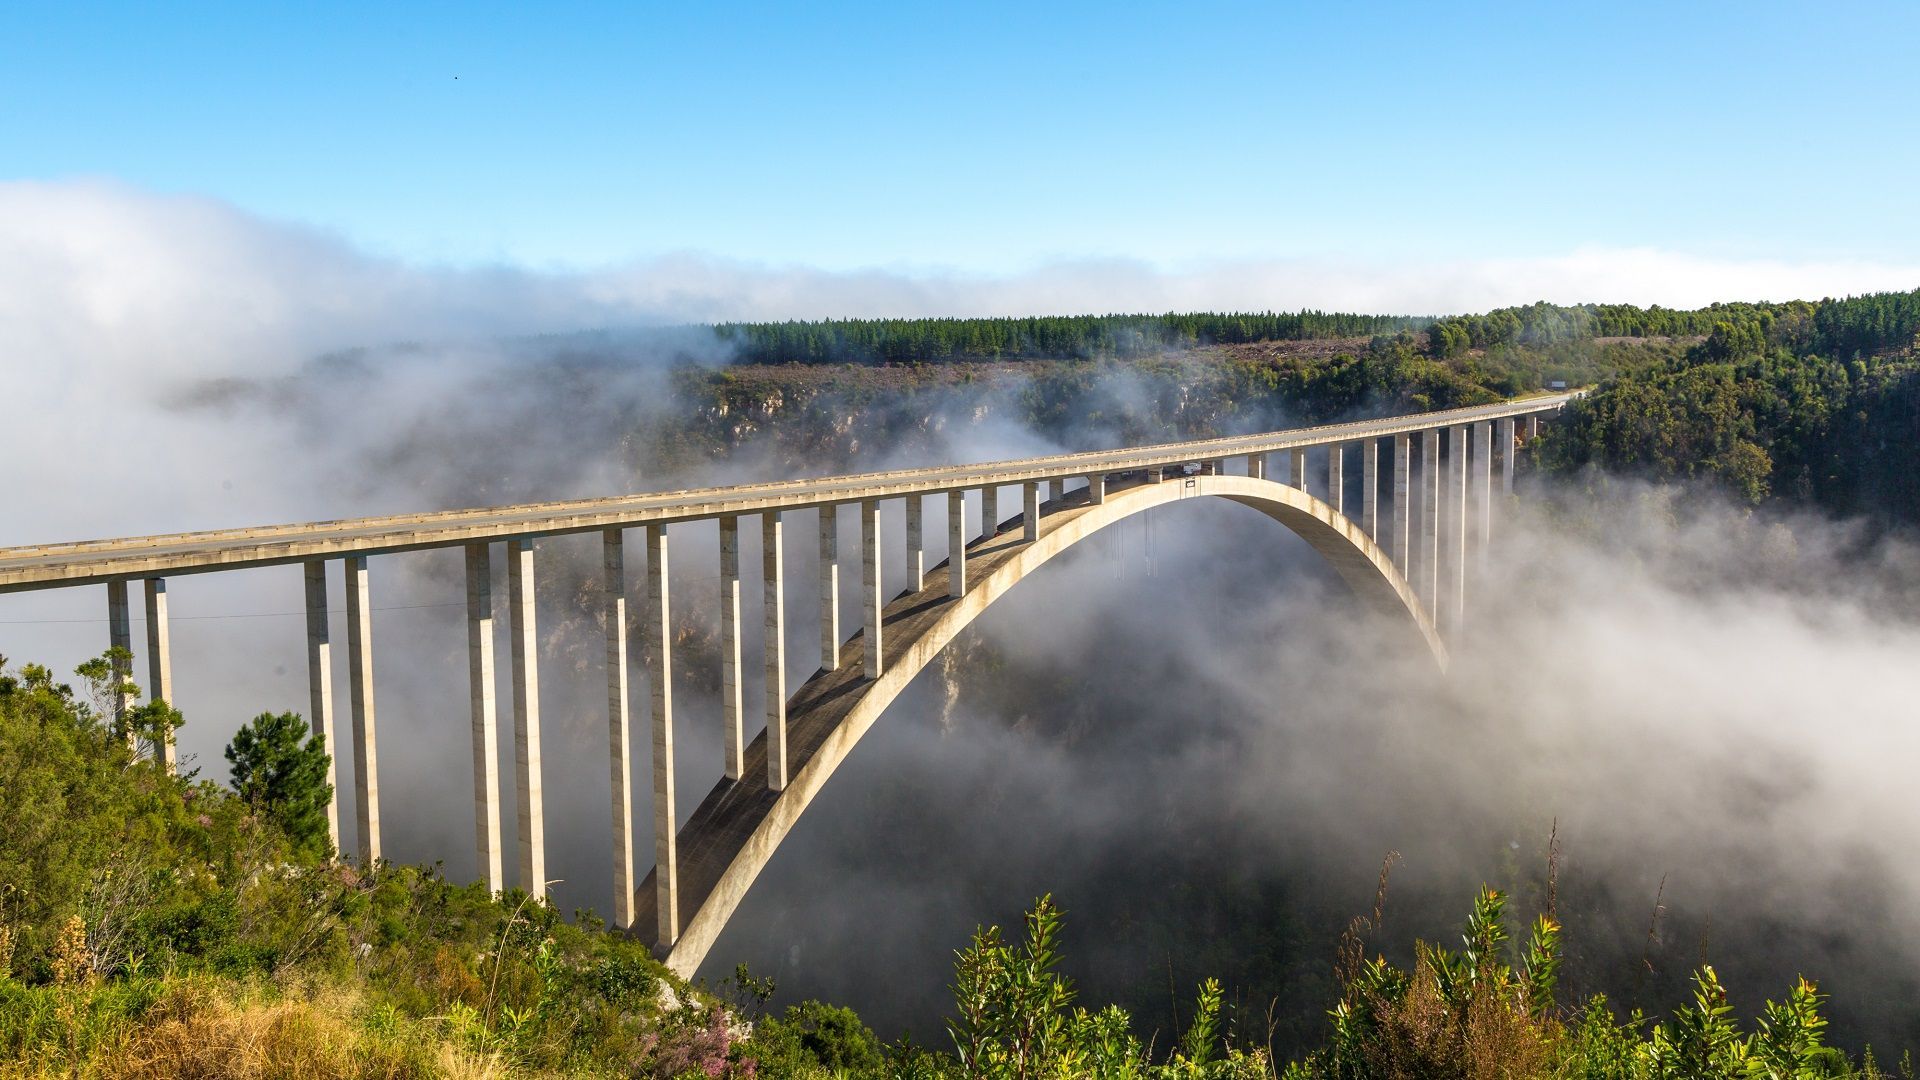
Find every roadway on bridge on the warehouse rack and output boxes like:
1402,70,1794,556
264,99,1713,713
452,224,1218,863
0,392,1572,594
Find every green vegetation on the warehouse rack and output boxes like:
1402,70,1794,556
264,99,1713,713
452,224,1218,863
712,312,1433,366
1538,288,1920,518
0,652,731,1077
748,890,1895,1079
1423,300,1803,358
706,300,1852,370
225,711,335,863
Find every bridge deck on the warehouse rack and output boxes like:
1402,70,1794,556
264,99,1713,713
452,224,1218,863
0,393,1571,593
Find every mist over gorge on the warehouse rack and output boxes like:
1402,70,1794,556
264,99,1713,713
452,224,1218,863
7,179,1920,1072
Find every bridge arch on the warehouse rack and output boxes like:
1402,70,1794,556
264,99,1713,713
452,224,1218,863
642,472,1444,975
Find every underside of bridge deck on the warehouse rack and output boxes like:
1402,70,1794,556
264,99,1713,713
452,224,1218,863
630,482,1082,956
632,470,1441,973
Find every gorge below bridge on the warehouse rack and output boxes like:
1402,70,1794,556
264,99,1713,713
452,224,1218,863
0,393,1572,977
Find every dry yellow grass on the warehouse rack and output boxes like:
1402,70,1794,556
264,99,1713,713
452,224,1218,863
0,976,515,1080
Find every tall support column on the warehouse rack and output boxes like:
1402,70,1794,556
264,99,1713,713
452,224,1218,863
508,538,545,894
1247,452,1266,480
947,490,968,598
1498,417,1517,496
465,545,504,894
1290,449,1307,489
1023,482,1041,542
1447,425,1469,637
1473,421,1493,571
1362,440,1380,541
143,578,174,771
904,495,925,593
105,580,132,746
601,532,632,925
718,516,744,780
862,499,884,679
646,525,678,944
762,513,788,792
1328,444,1346,514
980,486,998,541
303,561,340,852
1420,431,1440,617
1088,473,1106,504
818,506,840,672
345,555,381,864
1392,434,1412,573
1527,415,1540,441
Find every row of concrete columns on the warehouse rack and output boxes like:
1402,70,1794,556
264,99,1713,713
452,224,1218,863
104,412,1548,951
1242,419,1535,634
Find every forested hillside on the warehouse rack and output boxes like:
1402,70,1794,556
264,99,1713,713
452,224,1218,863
1538,288,1920,519
711,312,1432,365
705,298,1867,368
695,291,1920,528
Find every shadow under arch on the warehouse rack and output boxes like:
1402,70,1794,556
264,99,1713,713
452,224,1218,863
637,472,1445,975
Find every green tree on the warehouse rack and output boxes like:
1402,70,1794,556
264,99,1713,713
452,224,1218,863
225,712,333,863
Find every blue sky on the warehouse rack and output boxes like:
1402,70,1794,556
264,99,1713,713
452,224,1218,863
4,0,1918,274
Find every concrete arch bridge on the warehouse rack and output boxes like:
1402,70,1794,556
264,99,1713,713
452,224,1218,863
0,394,1570,977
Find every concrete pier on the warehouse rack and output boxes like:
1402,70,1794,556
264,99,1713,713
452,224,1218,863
1498,417,1516,495
345,555,380,864
1088,473,1107,504
719,516,744,780
904,496,924,592
646,524,677,943
1291,449,1307,489
947,491,967,597
818,507,840,672
601,531,633,926
1023,482,1041,541
106,580,132,743
143,578,173,771
465,544,504,894
1328,444,1345,514
1447,426,1468,636
1362,440,1380,541
1247,452,1266,480
762,512,788,791
1473,421,1492,571
1420,430,1440,616
1392,434,1411,573
1527,415,1540,440
862,500,883,679
303,561,339,851
507,538,545,895
980,486,998,541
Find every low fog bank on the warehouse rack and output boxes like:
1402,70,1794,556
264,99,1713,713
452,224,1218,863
5,181,1920,1055
710,484,1920,1054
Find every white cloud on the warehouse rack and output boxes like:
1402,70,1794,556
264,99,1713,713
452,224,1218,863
3,177,1914,546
